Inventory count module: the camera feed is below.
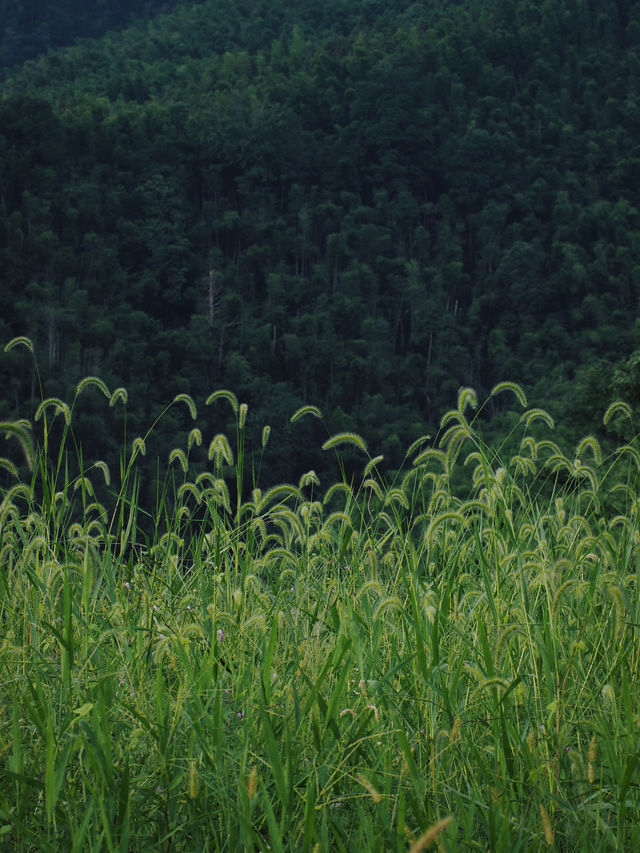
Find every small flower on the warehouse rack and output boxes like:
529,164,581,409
236,711,244,720
123,581,131,590
217,628,224,642
588,734,597,784
156,785,163,794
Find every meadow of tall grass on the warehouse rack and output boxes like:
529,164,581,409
1,336,639,851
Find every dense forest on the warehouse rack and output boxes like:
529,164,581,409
0,0,193,70
2,0,640,493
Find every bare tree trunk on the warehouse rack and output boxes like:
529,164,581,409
208,266,221,328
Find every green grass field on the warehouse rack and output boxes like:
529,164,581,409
1,339,639,851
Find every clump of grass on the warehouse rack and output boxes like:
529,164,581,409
1,339,640,851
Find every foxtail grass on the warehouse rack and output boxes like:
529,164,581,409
1,340,640,850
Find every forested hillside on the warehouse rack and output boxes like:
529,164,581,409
0,0,195,71
1,0,639,490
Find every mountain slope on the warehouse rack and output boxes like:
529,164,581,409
1,0,639,488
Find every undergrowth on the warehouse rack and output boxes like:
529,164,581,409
1,339,639,851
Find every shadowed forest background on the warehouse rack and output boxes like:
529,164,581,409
2,0,640,494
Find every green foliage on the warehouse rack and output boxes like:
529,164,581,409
0,0,196,70
1,377,640,849
1,0,640,485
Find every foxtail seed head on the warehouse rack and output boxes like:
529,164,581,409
450,716,462,744
408,817,453,852
539,804,554,845
247,765,258,798
357,773,381,804
188,759,199,799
